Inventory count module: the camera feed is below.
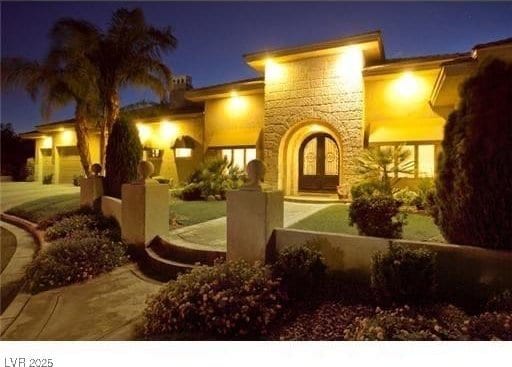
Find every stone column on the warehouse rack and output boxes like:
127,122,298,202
226,160,284,263
80,163,104,209
121,161,169,247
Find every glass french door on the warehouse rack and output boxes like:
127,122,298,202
299,133,339,191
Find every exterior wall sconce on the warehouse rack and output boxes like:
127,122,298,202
172,136,195,158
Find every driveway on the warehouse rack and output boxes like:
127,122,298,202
0,182,79,212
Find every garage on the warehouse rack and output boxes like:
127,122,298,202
40,148,53,182
57,146,82,184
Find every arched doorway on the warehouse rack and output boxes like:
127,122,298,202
298,133,339,192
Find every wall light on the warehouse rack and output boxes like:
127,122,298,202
137,123,152,145
160,121,179,140
393,72,422,99
335,47,364,89
61,129,74,145
265,58,284,82
41,135,53,149
229,90,247,113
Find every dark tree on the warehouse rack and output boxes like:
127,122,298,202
104,117,142,198
435,59,512,250
1,123,34,180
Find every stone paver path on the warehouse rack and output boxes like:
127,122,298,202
1,182,79,212
1,264,162,340
168,201,332,251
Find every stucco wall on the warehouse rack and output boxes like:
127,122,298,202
263,54,365,193
273,228,512,301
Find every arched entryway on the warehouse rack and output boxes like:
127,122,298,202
298,133,340,192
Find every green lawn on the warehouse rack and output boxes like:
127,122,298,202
1,227,17,273
291,204,445,242
169,199,226,227
5,193,81,223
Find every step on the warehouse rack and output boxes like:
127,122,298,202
148,236,225,266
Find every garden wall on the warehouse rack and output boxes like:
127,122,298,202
101,196,122,226
273,228,512,301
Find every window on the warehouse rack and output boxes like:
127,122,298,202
418,144,436,177
397,145,415,178
220,147,257,170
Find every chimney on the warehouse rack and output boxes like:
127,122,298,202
169,75,193,108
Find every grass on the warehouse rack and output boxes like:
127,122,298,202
290,204,444,242
169,199,226,227
5,193,80,223
1,227,17,273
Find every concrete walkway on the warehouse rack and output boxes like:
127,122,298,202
1,264,162,340
167,201,332,251
1,182,79,212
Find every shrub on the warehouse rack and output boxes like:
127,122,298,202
485,290,512,312
393,188,419,207
371,244,436,304
272,244,326,301
72,174,84,187
343,305,468,341
349,195,406,238
181,157,246,200
42,174,53,184
105,117,143,198
25,234,128,293
142,260,284,339
435,59,512,250
37,206,95,230
468,312,512,340
44,212,120,242
411,178,435,210
350,180,384,200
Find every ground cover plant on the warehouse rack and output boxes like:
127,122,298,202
5,193,80,223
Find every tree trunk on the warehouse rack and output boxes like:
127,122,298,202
74,104,91,177
100,89,120,170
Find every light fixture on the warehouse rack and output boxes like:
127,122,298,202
393,72,422,99
172,136,195,158
137,123,152,144
41,135,53,149
61,129,74,145
229,90,247,112
335,47,364,87
160,121,179,140
265,58,284,81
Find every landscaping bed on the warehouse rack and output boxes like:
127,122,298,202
5,193,80,223
291,204,444,242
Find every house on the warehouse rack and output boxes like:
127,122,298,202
21,31,512,196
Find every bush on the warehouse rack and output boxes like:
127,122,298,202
105,117,143,198
467,312,512,340
350,180,384,200
349,195,406,238
44,212,120,242
272,244,326,301
181,157,246,200
142,260,284,339
42,174,53,184
25,233,128,293
393,188,419,207
486,290,512,312
343,304,468,341
435,59,512,250
371,244,436,305
37,206,95,230
72,174,84,187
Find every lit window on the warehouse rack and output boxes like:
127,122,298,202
418,145,436,177
246,148,257,163
175,148,192,158
222,149,232,162
219,147,257,170
397,145,415,178
233,149,245,169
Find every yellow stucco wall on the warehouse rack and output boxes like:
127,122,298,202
204,93,264,156
364,68,445,143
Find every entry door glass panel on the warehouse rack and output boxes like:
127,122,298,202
324,137,339,175
302,138,317,175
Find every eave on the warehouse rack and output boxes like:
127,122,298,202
185,77,264,101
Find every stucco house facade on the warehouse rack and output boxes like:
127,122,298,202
22,31,512,196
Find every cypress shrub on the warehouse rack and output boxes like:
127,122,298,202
105,117,143,198
435,59,512,250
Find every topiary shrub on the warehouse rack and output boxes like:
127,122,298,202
434,59,512,250
142,260,284,339
105,117,142,198
349,195,406,238
371,244,436,305
350,179,384,200
25,233,128,293
272,244,326,301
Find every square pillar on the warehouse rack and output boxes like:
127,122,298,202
226,190,284,263
121,182,169,246
80,176,104,208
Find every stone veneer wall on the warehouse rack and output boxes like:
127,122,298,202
263,54,365,193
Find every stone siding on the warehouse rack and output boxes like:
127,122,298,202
264,54,364,192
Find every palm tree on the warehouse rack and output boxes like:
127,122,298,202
1,52,99,176
355,145,415,194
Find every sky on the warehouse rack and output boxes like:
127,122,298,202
2,1,512,132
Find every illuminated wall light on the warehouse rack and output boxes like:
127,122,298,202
41,136,53,149
229,90,247,112
265,59,284,82
336,47,364,78
61,129,74,145
137,123,152,145
393,72,422,99
160,121,179,140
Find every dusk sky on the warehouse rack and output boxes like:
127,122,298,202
2,1,512,132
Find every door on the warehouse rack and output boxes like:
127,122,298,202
299,133,339,192
57,147,82,184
